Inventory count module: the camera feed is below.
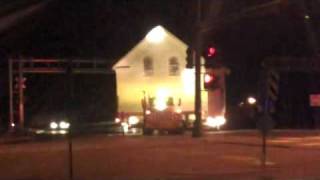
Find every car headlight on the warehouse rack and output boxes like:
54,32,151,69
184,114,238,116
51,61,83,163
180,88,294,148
50,121,58,129
59,121,70,129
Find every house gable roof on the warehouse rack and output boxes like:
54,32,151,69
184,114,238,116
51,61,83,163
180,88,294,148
112,25,188,70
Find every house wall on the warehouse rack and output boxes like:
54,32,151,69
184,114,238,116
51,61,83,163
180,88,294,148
114,33,208,115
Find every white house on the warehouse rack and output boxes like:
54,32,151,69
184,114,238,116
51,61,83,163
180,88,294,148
113,25,226,126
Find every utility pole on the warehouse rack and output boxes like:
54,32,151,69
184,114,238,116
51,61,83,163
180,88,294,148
299,0,319,55
257,68,278,167
8,58,14,131
193,0,203,137
8,58,25,131
67,60,74,180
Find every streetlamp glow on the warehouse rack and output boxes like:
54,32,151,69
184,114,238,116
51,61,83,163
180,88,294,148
146,26,166,44
247,97,257,105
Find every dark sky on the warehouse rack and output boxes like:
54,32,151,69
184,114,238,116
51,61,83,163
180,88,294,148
1,0,318,60
0,0,195,60
0,0,197,125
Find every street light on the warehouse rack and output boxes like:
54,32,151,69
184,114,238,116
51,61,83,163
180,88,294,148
247,96,257,105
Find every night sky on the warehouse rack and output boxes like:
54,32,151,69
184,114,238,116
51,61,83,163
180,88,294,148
0,0,195,59
0,0,320,128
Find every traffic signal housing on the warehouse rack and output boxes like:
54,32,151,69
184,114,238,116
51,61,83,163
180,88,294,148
14,76,26,90
204,72,220,90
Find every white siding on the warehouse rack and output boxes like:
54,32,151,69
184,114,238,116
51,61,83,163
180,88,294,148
114,27,208,114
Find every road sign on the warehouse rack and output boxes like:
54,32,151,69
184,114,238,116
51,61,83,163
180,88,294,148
310,94,320,107
267,70,280,102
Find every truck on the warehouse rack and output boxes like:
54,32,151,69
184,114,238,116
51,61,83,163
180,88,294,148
141,96,185,135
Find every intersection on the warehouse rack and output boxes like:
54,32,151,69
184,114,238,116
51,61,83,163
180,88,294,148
1,130,320,180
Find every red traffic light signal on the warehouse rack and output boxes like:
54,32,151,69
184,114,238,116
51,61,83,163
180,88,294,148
207,47,216,57
204,73,215,83
204,46,220,68
204,72,220,90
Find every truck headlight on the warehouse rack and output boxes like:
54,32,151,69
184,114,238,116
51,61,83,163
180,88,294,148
128,116,139,125
204,116,226,128
146,110,151,115
115,118,121,123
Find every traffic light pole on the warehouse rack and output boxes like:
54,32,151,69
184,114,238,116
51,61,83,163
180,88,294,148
192,0,202,137
299,0,319,55
8,58,25,131
67,61,74,180
18,60,25,130
8,58,14,131
7,58,113,131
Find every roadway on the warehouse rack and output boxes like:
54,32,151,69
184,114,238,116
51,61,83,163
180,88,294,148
1,130,320,180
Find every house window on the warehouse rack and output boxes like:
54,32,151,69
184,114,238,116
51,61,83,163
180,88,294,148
143,56,153,76
169,57,180,76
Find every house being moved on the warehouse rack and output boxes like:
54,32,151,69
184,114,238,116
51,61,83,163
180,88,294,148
113,25,226,128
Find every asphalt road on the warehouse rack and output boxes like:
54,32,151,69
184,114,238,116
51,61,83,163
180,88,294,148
1,130,320,180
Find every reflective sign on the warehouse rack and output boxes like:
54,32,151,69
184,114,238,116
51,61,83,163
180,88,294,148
310,94,320,107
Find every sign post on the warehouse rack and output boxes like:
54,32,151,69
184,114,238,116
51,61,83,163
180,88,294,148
257,114,274,167
257,69,278,167
192,0,203,137
67,60,74,180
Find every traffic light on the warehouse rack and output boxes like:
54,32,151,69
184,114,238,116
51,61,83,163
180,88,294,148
206,46,216,58
204,46,220,68
204,72,220,90
185,47,194,68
